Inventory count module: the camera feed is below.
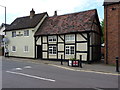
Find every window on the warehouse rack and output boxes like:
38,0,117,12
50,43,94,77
12,46,16,52
12,31,16,37
65,46,74,55
24,46,29,52
49,45,57,54
65,34,75,42
48,36,56,42
24,30,29,36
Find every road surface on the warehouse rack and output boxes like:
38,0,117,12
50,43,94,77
2,58,119,89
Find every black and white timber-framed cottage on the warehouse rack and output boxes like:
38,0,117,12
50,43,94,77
34,9,101,63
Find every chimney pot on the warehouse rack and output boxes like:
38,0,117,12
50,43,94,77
30,8,35,19
54,11,57,16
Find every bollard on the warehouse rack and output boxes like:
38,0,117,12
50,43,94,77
61,55,63,65
79,55,82,68
116,57,119,72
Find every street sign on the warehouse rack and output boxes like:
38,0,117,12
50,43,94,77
68,60,79,67
72,60,79,67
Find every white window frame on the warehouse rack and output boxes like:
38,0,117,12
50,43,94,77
12,31,16,37
24,46,29,52
48,36,57,42
65,34,75,42
65,46,75,55
48,45,57,55
11,46,16,52
24,30,29,36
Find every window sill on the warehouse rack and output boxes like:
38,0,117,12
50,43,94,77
49,54,57,55
24,51,29,53
11,51,16,52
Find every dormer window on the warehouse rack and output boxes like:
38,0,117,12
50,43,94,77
48,36,56,42
24,30,29,36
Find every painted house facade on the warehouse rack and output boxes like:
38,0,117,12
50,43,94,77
0,23,9,56
35,9,101,63
4,9,48,58
0,23,9,35
104,1,120,64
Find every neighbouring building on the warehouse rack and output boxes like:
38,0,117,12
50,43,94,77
35,9,101,63
0,23,9,56
4,9,48,58
104,1,120,64
0,23,9,35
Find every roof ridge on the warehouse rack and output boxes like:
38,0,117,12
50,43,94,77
16,12,47,19
5,12,47,31
49,9,96,18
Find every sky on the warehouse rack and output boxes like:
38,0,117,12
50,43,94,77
0,0,104,25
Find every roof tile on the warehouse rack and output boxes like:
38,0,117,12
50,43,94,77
5,12,47,31
35,9,96,36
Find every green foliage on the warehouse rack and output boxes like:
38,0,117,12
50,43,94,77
100,19,104,44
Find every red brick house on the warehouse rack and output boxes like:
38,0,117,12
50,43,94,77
104,1,120,64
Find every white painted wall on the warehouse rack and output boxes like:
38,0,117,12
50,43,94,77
6,28,35,58
5,14,48,58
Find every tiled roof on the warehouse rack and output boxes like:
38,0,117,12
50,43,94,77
103,0,120,6
35,9,97,36
0,23,9,29
5,12,47,31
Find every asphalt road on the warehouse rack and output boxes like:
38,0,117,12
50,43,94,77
2,58,119,89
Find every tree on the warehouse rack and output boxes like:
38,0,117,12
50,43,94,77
100,19,104,44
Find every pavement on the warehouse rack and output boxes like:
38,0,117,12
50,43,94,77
2,57,120,75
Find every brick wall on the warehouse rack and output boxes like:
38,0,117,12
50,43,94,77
119,3,120,64
104,3,120,65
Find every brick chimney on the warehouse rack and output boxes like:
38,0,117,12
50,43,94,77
54,11,57,16
30,8,35,19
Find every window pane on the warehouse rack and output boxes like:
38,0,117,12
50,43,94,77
27,30,29,36
12,31,16,37
12,46,16,51
49,39,52,41
66,46,74,55
65,35,75,41
53,38,56,41
24,30,29,36
48,36,56,42
71,46,74,54
24,31,26,36
49,46,57,54
66,46,69,54
71,35,75,41
49,49,52,54
66,46,69,48
24,46,28,52
66,49,69,54
53,47,56,54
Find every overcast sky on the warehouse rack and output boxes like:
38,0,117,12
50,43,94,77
0,0,104,24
